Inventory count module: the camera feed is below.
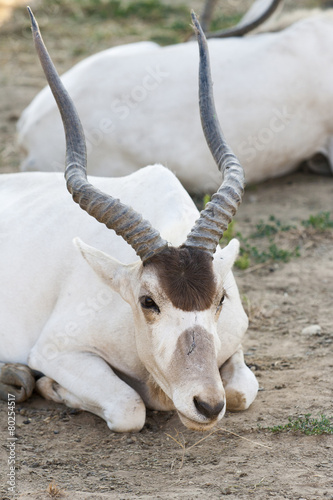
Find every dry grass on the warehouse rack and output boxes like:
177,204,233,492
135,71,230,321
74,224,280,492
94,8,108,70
166,425,272,469
47,482,64,498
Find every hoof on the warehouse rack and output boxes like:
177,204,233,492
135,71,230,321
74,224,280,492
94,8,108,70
0,363,35,402
36,376,63,403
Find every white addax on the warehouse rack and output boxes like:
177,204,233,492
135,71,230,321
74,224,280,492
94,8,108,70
17,6,333,192
0,10,258,432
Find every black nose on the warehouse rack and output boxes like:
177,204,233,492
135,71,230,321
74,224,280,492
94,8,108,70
194,397,225,419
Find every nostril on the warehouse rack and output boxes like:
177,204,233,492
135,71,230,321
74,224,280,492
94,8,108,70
194,397,225,419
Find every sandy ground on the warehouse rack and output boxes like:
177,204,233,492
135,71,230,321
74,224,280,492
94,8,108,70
0,1,332,499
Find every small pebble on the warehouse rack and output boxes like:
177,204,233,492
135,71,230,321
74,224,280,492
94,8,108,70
301,324,321,335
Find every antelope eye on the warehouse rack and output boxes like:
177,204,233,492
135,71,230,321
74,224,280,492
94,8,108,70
217,294,225,309
140,296,160,313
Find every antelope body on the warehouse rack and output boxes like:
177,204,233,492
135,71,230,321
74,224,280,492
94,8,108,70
0,11,258,432
0,167,257,431
18,13,333,192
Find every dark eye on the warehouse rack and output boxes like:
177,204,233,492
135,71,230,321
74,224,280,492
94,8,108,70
217,294,225,311
140,296,160,313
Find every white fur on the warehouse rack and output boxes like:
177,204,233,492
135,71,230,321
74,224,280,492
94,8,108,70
18,14,333,192
0,166,257,431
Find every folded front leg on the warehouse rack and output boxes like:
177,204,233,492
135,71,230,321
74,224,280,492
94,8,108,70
29,350,146,432
220,347,258,411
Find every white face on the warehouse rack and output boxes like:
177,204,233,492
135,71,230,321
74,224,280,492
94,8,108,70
133,268,226,430
76,238,245,431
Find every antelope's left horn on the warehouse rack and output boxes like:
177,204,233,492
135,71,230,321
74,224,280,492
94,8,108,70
184,12,245,256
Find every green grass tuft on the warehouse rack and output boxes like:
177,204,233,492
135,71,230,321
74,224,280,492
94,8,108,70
234,254,250,270
302,211,333,230
221,211,333,271
262,414,333,436
253,215,294,238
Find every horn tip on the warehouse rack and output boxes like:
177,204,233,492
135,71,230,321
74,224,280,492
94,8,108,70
27,5,38,33
190,10,199,31
191,10,206,43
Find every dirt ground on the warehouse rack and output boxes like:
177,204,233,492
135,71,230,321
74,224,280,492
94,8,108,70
0,1,332,499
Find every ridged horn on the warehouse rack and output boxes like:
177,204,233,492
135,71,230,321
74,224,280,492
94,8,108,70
206,0,284,39
183,12,245,256
28,6,168,262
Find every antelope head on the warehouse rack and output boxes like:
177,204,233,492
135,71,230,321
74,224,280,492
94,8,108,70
29,8,247,431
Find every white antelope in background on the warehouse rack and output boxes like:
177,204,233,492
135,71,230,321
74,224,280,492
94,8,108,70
0,10,258,432
18,1,333,194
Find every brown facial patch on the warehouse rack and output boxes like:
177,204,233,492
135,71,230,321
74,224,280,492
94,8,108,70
145,246,216,311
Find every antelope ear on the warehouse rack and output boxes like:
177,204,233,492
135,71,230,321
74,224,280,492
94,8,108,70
213,238,240,280
73,237,141,299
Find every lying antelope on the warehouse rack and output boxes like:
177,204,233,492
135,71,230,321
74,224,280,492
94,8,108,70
17,1,329,193
0,9,258,432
